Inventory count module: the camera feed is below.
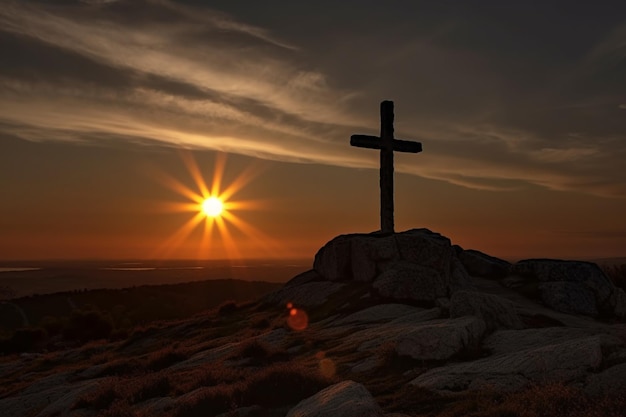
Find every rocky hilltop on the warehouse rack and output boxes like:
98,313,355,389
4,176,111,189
1,229,625,417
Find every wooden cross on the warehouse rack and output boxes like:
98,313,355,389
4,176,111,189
351,101,422,234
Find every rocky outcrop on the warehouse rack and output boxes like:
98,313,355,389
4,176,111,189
450,290,523,331
286,380,383,417
395,316,486,361
510,259,620,317
458,249,511,280
585,363,626,397
311,229,472,300
410,336,603,392
372,261,447,303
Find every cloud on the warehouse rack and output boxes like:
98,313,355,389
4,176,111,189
0,0,625,198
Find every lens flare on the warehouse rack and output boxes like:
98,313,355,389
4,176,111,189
287,307,309,331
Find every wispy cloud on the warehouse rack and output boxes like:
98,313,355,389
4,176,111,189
0,0,625,198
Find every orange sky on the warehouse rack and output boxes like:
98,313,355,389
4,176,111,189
0,138,624,262
0,1,625,262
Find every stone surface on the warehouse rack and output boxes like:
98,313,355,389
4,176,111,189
262,281,346,307
284,270,322,288
394,229,454,279
585,363,626,397
333,304,423,326
610,288,626,318
372,261,447,303
450,258,474,292
511,259,615,315
450,290,523,332
286,380,383,417
410,336,603,392
538,281,598,316
395,316,486,361
458,249,511,279
314,234,398,282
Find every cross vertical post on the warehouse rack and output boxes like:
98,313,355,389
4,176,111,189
380,101,395,234
350,101,422,234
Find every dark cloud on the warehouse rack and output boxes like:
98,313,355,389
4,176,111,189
0,0,625,197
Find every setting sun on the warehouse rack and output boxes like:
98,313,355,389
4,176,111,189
202,196,223,217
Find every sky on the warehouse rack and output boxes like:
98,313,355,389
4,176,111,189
1,0,625,261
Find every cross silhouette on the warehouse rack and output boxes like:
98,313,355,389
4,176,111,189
350,101,422,234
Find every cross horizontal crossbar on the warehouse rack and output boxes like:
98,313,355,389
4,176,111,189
350,135,422,153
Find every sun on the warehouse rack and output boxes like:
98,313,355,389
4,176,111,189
151,151,279,260
201,196,223,217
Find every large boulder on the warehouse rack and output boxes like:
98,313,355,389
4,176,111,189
286,380,383,417
395,316,486,361
511,259,616,316
458,249,511,280
450,291,523,331
585,363,626,397
372,261,448,303
313,229,459,285
538,281,598,316
394,229,455,280
410,336,603,392
314,234,398,282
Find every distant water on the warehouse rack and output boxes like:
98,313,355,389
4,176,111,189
0,260,309,298
0,267,41,273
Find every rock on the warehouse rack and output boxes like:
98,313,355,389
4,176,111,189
333,304,424,326
396,316,486,361
458,249,511,279
410,336,602,392
394,229,454,280
585,363,626,397
284,270,321,288
483,327,604,356
262,281,346,308
511,259,615,315
538,281,597,316
314,234,398,282
286,380,383,417
450,258,474,292
610,288,626,319
372,261,447,303
450,290,523,332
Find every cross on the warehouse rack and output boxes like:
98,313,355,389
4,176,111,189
350,101,422,234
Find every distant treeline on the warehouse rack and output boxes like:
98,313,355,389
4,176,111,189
0,279,280,354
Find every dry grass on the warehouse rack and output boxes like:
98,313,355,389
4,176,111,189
144,347,189,371
171,361,335,417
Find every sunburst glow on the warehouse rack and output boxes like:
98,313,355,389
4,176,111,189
202,196,223,217
152,151,278,259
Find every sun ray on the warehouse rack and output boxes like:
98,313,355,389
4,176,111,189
211,152,227,197
222,198,272,211
180,150,210,198
219,162,265,202
214,215,242,260
153,211,205,259
154,170,204,204
153,151,280,260
198,217,215,259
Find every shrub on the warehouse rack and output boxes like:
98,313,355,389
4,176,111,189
40,316,65,337
173,384,238,417
74,378,119,410
241,362,334,407
217,301,238,316
0,327,47,354
127,372,171,404
145,347,189,371
63,310,113,343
